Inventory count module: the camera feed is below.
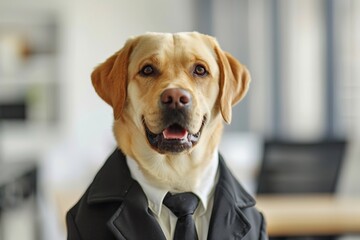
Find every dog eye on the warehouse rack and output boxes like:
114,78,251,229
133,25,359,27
140,65,155,76
193,64,208,77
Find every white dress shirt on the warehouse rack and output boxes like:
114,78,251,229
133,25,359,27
126,151,219,240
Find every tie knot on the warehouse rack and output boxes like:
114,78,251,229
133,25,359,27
163,192,199,218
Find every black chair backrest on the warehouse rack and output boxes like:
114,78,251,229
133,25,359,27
257,140,346,194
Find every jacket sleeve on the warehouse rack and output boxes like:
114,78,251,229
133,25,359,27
66,210,83,240
259,212,269,240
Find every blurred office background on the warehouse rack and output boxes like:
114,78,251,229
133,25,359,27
0,0,359,239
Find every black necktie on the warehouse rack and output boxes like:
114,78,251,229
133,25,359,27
163,192,200,240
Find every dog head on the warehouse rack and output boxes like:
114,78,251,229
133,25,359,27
91,32,250,190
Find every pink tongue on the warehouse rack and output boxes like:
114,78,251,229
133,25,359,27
163,127,188,139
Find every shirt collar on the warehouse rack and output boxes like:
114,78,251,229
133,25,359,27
192,150,219,215
126,150,219,217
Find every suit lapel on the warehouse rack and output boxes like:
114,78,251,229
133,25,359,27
207,186,251,240
87,149,166,240
207,154,256,240
107,181,166,240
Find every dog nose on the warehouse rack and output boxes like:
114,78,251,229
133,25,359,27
161,88,191,109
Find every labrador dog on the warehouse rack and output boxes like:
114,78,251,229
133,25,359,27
67,32,267,240
92,32,249,191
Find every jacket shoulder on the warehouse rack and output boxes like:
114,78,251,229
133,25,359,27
66,187,121,240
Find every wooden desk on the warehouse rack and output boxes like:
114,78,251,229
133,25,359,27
256,195,360,237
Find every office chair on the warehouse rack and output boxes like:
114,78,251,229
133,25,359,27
257,139,346,194
256,139,347,240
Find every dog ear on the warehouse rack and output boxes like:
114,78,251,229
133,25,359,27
91,39,136,120
215,47,251,124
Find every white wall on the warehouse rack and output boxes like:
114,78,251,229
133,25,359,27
278,0,326,140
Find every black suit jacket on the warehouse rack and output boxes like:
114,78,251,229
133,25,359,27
66,149,268,240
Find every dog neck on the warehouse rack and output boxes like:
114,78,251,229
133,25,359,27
126,148,219,198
